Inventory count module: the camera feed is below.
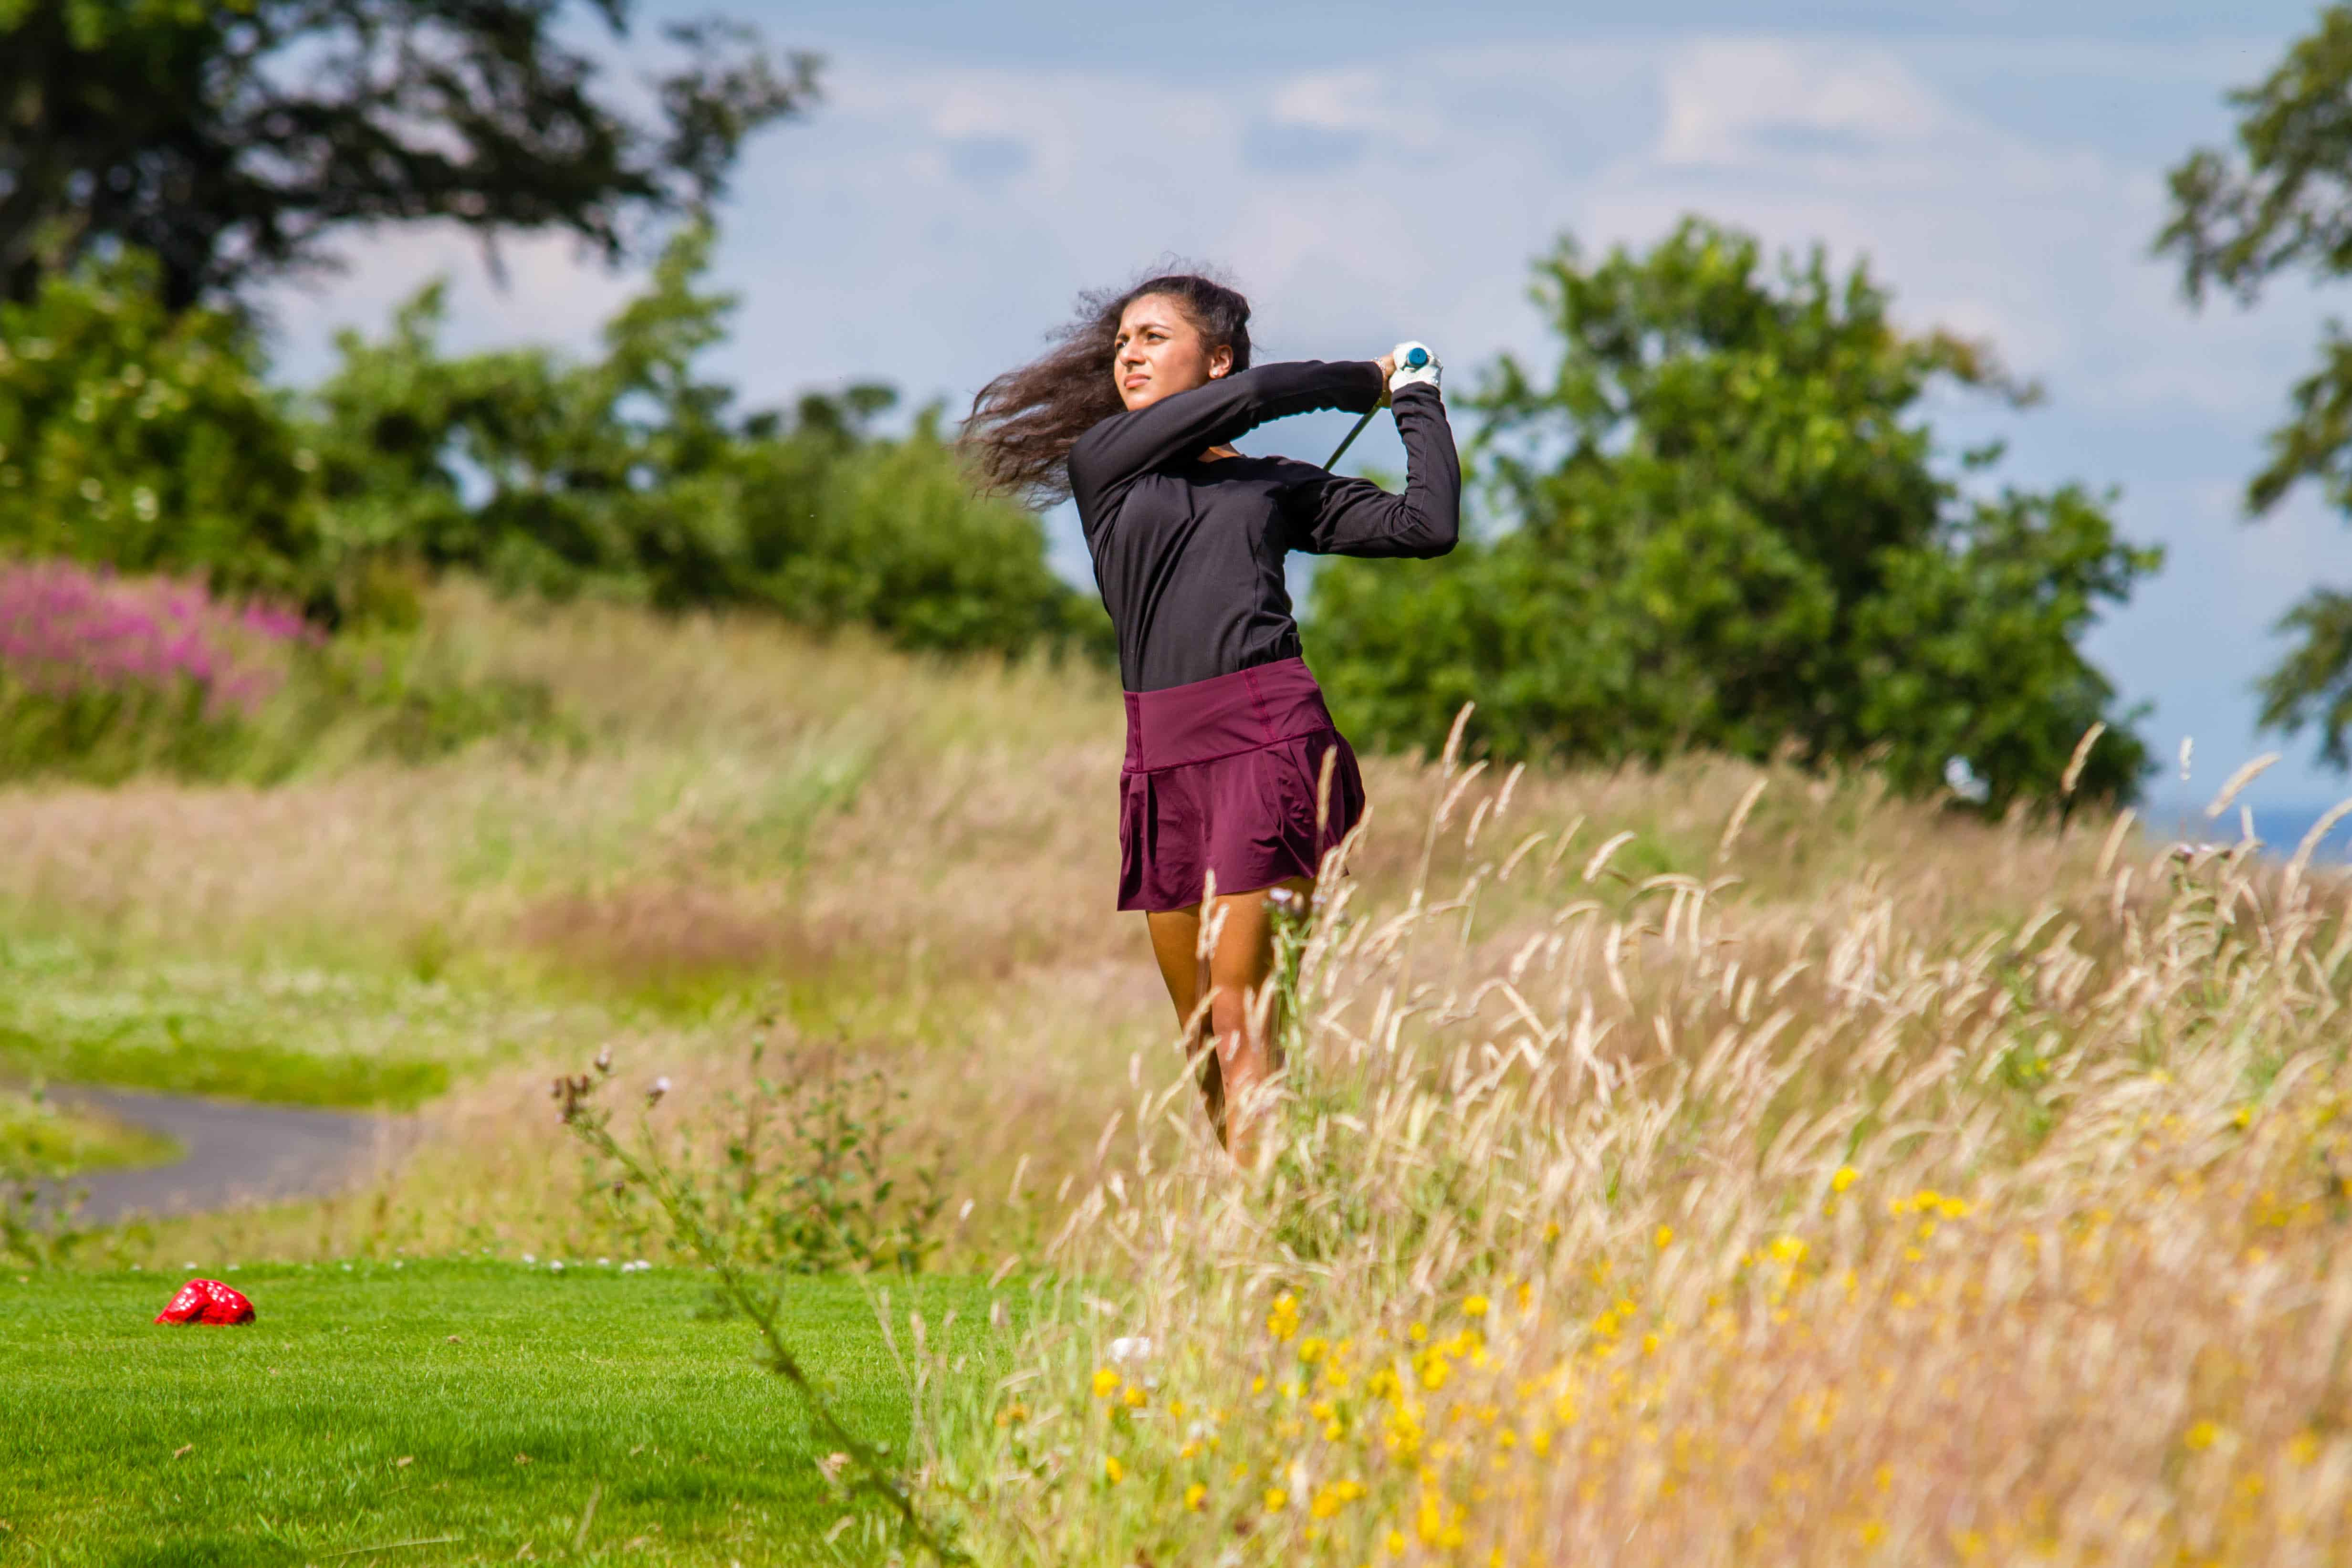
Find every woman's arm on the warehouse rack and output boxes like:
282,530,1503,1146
1286,384,1460,558
1069,360,1386,506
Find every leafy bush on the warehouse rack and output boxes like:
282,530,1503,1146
310,222,1107,658
738,413,1111,656
1309,220,2159,811
0,227,1101,673
0,251,324,605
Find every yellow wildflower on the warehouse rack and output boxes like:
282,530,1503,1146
1267,1292,1301,1342
1464,1294,1490,1318
1104,1455,1124,1483
1265,1487,1288,1513
1299,1335,1328,1365
1831,1165,1859,1193
1090,1368,1120,1400
1654,1224,1675,1249
2185,1419,2222,1452
1184,1482,1206,1511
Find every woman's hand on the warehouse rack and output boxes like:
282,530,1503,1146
1375,344,1439,406
1389,342,1439,390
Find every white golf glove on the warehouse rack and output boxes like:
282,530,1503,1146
1389,341,1440,394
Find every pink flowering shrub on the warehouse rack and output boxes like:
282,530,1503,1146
0,559,314,780
0,559,575,783
0,560,310,713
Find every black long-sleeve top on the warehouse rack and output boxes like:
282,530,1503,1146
1068,359,1460,693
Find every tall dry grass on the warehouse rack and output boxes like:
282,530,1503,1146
915,737,2352,1568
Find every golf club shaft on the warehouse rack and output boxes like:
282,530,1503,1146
1324,347,1426,468
1324,406,1380,469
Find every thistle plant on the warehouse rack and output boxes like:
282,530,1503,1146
553,1054,967,1564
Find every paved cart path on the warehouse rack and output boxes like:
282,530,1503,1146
37,1085,401,1223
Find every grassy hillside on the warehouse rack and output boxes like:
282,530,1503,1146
5,583,2348,1564
1,581,2101,1265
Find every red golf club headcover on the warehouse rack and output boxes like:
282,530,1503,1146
199,1280,256,1325
155,1278,255,1325
155,1279,210,1324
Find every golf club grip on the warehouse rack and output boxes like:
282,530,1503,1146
1324,406,1380,470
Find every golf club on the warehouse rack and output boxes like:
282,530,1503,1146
1323,345,1429,468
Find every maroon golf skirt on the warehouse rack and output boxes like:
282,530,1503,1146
1117,657,1367,912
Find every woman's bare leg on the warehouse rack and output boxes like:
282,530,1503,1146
1146,906,1222,1144
1145,874,1315,1164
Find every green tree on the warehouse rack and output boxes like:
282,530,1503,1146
0,246,320,599
0,0,815,308
2159,3,2352,766
308,219,750,598
310,221,1103,656
1309,220,2157,812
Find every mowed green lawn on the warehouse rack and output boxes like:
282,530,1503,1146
1,1263,1004,1566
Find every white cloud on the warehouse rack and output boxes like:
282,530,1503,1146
1657,41,1950,170
1268,69,1387,130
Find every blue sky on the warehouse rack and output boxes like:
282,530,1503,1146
262,0,2352,823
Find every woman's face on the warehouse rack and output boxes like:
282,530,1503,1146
1113,294,1233,410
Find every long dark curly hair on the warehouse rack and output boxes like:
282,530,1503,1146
962,271,1254,504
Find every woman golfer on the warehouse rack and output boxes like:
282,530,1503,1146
966,273,1459,1163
